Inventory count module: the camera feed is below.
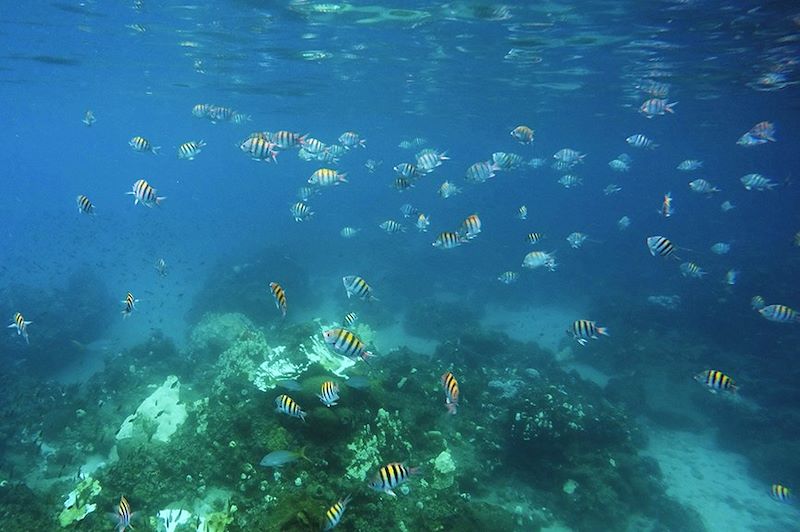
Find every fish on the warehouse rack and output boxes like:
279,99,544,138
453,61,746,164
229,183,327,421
76,194,96,215
398,137,426,149
8,312,32,344
271,130,305,149
795,231,800,247
338,131,366,149
322,494,352,530
82,110,95,126
364,159,382,173
416,149,449,172
297,186,319,202
269,282,287,317
317,380,340,407
566,232,589,249
309,168,347,187
522,251,557,271
340,227,360,239
394,163,423,179
433,231,468,249
391,177,415,192
646,236,676,258
557,175,582,188
459,214,482,239
192,104,211,118
720,200,735,212
342,312,358,327
617,216,631,230
438,181,461,198
710,242,730,255
736,132,768,147
492,152,524,170
639,98,677,117
758,304,800,323
441,371,460,414
680,262,706,279
570,320,609,346
113,495,134,531
240,136,278,162
626,134,657,149
154,258,167,277
751,296,766,310
274,394,306,422
415,213,430,232
302,137,327,154
604,184,622,196
689,179,721,194
740,173,777,191
122,292,138,318
177,140,206,160
129,135,159,154
259,448,310,468
290,202,314,222
677,160,703,171
771,484,792,503
608,159,629,172
231,112,251,124
510,125,534,144
400,204,419,218
342,276,377,301
745,121,776,142
694,370,737,393
379,220,405,233
497,271,519,284
553,148,585,164
276,380,302,392
465,161,499,183
126,179,165,208
368,463,419,497
343,375,371,389
517,205,528,220
724,269,739,286
322,328,372,362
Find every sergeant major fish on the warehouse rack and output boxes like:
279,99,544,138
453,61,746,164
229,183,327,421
7,312,32,344
368,463,420,497
626,133,658,149
570,319,609,346
275,394,306,422
322,328,373,363
129,135,160,154
127,179,165,208
433,231,468,249
290,202,314,222
342,276,377,301
317,381,340,407
441,371,460,414
177,140,206,160
322,494,352,530
121,292,138,318
497,271,519,284
694,369,737,393
269,282,287,317
639,98,678,118
759,304,800,323
76,194,96,215
415,213,430,232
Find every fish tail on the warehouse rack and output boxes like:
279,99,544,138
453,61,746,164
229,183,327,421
152,146,160,155
597,326,610,337
155,196,166,206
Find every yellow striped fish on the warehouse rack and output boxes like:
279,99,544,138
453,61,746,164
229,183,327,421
441,371,459,415
274,394,306,422
459,214,482,239
308,168,347,187
322,328,372,362
433,231,468,249
570,320,609,346
8,312,32,344
368,463,420,497
177,140,206,160
269,282,287,317
122,292,138,318
342,312,358,327
76,194,95,215
129,135,160,154
317,380,340,407
646,235,676,258
240,136,278,162
322,494,352,530
694,369,737,393
115,495,134,531
127,179,165,208
342,276,376,301
771,484,791,503
526,232,544,245
759,304,800,323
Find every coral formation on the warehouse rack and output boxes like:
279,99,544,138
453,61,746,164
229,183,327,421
57,476,101,527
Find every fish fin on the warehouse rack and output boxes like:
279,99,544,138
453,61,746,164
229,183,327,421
155,196,166,206
577,338,588,346
152,146,160,155
597,327,609,337
385,489,397,497
6,323,15,329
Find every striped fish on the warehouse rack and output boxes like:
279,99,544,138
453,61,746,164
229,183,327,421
379,220,405,234
122,292,138,318
317,380,340,407
368,463,419,497
751,295,766,310
342,312,358,327
339,131,366,148
626,134,657,149
290,202,313,222
240,136,278,162
192,103,211,118
275,394,306,422
342,276,376,301
526,232,544,245
272,130,305,149
680,261,706,279
441,371,459,415
393,162,422,179
231,112,251,124
177,140,206,160
340,227,360,239
76,194,95,215
646,236,676,258
7,312,31,344
154,258,167,277
208,106,234,122
740,173,776,191
322,328,372,362
269,282,287,317
510,125,534,144
465,161,499,183
694,369,737,393
570,320,609,346
438,181,461,199
322,494,352,530
309,168,347,186
115,495,133,532
517,205,527,220
400,204,419,218
391,177,415,192
497,271,519,285
127,179,165,208
433,231,468,249
415,149,448,172
771,484,792,503
639,98,677,118
415,213,430,232
459,214,482,239
759,304,800,323
302,137,326,154
129,135,160,154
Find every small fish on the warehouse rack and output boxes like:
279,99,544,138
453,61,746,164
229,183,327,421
646,236,676,258
694,369,737,393
492,152,524,170
259,448,309,468
689,179,721,194
8,312,32,344
680,261,706,279
276,379,302,392
416,149,449,172
608,159,629,172
129,135,160,154
322,328,372,362
342,312,358,327
415,213,430,232
343,375,371,389
297,186,318,202
368,463,419,497
342,275,376,301
82,110,95,127
497,271,519,284
441,371,460,414
76,194,96,215
240,136,278,162
510,125,534,144
309,168,347,187
517,205,528,220
340,227,360,239
400,204,419,218
677,159,702,171
771,484,792,503
566,232,588,249
391,177,415,192
154,258,167,277
438,181,461,198
208,106,234,123
660,192,674,218
553,148,585,164
710,242,730,255
604,184,622,195
394,162,422,179
379,220,405,234
338,131,366,149
465,161,499,183
433,231,468,249
272,130,305,149
302,137,327,154
323,494,352,530
751,295,766,310
459,214,482,239
557,174,582,188
759,304,800,323
275,394,306,422
177,140,206,160
720,200,735,212
317,380,340,407
192,103,212,118
746,121,776,142
617,216,631,230
290,202,314,222
639,98,677,118
364,159,382,173
724,269,739,286
626,134,657,149
736,132,768,147
570,319,609,346
740,173,777,191
522,251,557,271
269,282,287,317
122,292,138,318
127,179,165,208
113,495,134,532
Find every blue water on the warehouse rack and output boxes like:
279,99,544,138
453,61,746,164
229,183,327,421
2,1,800,530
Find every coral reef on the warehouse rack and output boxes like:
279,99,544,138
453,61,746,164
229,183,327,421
58,476,101,527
